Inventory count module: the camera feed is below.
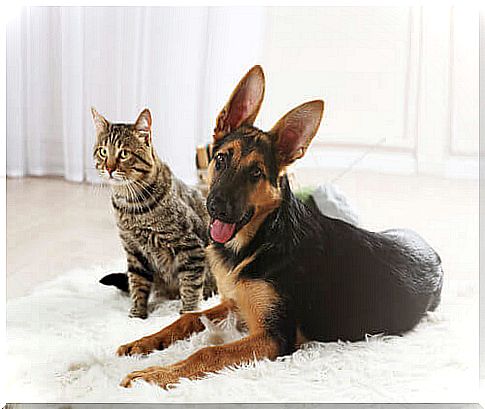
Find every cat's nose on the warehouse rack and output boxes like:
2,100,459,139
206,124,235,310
106,167,115,177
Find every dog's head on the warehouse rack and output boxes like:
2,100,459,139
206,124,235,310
207,65,324,247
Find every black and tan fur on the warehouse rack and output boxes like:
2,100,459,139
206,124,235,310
92,108,216,318
117,66,443,388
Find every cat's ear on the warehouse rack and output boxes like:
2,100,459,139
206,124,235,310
91,107,109,134
213,65,265,142
135,108,152,145
270,100,324,167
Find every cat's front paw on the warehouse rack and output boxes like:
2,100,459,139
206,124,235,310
129,307,148,319
179,303,198,315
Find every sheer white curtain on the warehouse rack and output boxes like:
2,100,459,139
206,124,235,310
6,6,266,184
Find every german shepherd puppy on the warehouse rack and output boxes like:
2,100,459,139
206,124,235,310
118,65,443,389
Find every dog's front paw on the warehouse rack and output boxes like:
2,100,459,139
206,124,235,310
129,307,148,319
117,339,158,356
120,366,181,389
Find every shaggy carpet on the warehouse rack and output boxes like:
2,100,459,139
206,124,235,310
7,261,478,403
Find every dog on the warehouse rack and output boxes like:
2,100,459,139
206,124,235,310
117,65,443,389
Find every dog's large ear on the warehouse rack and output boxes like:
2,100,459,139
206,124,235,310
270,100,324,167
134,108,152,146
213,65,265,141
91,107,109,135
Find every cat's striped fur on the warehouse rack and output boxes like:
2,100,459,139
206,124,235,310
92,108,217,318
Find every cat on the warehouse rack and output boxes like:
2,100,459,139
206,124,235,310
91,107,217,318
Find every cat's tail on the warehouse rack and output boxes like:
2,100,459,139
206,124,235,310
99,273,129,293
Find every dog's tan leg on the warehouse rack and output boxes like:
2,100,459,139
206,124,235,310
117,299,235,356
120,331,279,388
120,278,284,388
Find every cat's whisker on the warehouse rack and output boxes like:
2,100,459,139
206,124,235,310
131,179,156,204
128,185,141,214
125,182,144,214
89,180,109,197
136,179,159,204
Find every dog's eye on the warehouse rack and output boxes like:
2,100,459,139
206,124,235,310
250,167,263,181
214,153,227,171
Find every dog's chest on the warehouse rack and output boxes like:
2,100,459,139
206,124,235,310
207,245,279,333
206,246,238,300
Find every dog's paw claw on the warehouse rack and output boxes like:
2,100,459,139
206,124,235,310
120,376,133,388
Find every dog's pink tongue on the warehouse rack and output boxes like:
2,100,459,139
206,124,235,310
210,219,236,243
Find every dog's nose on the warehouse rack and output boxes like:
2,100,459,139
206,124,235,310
208,194,231,220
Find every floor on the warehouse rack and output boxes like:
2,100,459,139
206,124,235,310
6,169,478,299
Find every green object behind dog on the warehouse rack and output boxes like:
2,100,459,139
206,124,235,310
294,184,360,226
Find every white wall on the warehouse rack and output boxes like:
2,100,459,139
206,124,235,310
260,6,479,179
6,6,479,182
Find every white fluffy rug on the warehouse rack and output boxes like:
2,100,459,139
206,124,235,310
7,262,478,403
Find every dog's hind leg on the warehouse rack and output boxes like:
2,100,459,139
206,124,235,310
117,299,235,356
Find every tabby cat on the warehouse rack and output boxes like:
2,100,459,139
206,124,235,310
91,107,216,318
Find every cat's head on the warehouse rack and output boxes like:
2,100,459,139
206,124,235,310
91,108,156,185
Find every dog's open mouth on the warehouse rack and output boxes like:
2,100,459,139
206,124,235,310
209,208,254,244
210,220,236,244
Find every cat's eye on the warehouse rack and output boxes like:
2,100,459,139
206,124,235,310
119,149,130,160
98,147,107,158
214,153,227,171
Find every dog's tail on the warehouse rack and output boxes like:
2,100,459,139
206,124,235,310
99,273,129,293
